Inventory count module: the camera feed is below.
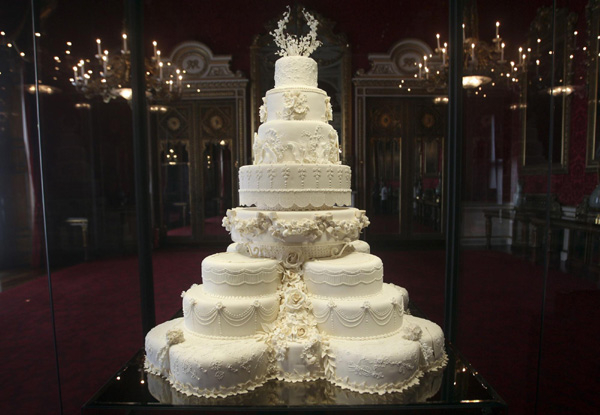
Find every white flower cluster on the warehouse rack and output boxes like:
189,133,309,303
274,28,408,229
259,97,268,123
262,265,324,374
271,6,322,57
282,91,309,120
166,329,185,346
225,210,370,244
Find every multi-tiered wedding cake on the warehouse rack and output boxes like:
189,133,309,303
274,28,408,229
144,8,446,398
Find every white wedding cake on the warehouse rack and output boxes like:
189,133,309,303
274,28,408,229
144,8,446,398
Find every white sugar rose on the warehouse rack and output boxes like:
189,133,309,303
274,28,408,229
166,329,184,345
281,248,304,270
401,323,422,341
285,288,307,312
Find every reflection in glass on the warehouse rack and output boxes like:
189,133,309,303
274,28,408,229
202,140,232,236
521,6,576,173
161,140,191,237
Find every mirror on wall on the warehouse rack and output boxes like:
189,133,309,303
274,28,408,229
201,140,232,237
587,0,600,169
160,139,191,237
521,6,577,174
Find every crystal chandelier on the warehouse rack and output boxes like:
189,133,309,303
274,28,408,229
70,35,183,103
414,2,524,92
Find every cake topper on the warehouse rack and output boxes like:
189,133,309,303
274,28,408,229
271,6,322,57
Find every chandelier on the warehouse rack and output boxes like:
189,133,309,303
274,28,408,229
413,2,524,92
70,35,183,103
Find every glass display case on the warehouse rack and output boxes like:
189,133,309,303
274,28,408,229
1,1,598,414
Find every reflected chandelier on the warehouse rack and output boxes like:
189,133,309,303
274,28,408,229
417,1,524,91
70,35,183,103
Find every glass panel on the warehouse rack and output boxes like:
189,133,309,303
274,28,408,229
16,1,600,413
458,1,553,414
28,1,146,413
0,3,62,413
457,0,599,414
535,1,600,413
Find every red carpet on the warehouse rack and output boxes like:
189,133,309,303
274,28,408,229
0,246,598,414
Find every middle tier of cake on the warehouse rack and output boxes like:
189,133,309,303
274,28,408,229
223,207,369,260
238,164,352,210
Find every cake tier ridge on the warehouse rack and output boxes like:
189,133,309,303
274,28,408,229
201,252,282,297
310,283,408,338
144,318,274,398
304,252,384,298
238,164,351,211
274,56,318,88
182,284,279,338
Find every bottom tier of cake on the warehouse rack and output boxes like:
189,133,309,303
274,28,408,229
144,314,447,398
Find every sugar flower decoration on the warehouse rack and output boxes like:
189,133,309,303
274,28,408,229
271,6,322,57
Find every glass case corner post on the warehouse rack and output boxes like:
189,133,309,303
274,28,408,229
126,0,156,336
444,0,464,347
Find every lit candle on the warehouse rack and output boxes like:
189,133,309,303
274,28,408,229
73,66,78,82
518,47,523,65
462,23,465,43
79,60,85,77
436,34,441,51
122,34,128,53
423,55,427,72
153,41,157,59
96,38,102,56
102,55,107,75
501,42,505,61
442,48,447,66
471,43,475,61
159,61,163,80
418,63,422,78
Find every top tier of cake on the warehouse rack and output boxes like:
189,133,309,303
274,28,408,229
253,56,339,166
274,56,318,88
239,55,350,210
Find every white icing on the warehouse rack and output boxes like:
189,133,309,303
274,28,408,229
327,334,422,394
182,284,279,337
349,240,370,254
238,164,351,211
304,252,383,297
223,207,369,245
145,318,275,398
253,121,340,165
202,252,282,297
266,87,329,122
274,56,318,88
145,43,446,398
311,284,407,338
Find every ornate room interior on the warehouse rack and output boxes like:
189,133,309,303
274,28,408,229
0,0,599,414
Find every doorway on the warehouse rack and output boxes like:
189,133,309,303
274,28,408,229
155,101,237,243
365,97,445,240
